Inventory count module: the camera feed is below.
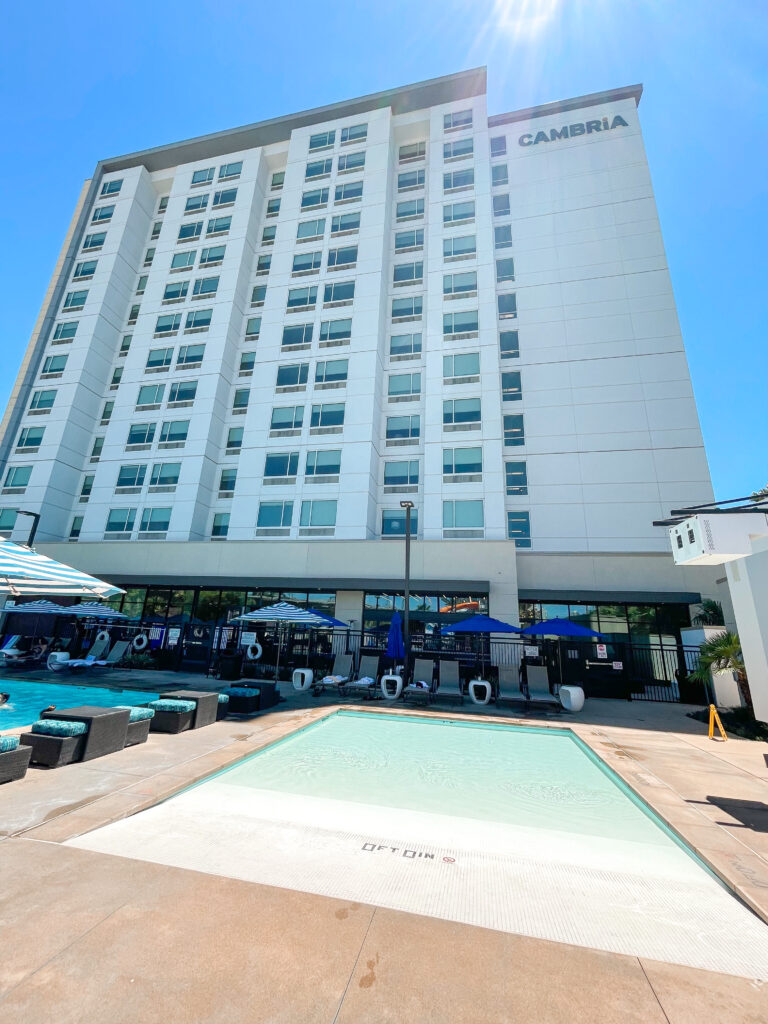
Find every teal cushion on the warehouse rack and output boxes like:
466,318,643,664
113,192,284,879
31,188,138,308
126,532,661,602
114,705,155,722
225,687,260,697
31,719,88,737
147,699,196,713
0,735,20,752
217,693,230,704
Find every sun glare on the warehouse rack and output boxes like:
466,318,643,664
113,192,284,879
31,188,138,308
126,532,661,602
492,0,563,37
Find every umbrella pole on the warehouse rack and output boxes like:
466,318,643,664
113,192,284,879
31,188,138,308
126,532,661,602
274,624,282,681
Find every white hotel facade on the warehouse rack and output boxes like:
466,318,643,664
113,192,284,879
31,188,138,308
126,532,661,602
0,68,721,640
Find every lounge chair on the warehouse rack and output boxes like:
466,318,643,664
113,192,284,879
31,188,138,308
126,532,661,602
162,690,219,728
436,660,463,704
48,637,111,671
0,736,32,784
342,655,381,699
313,653,353,695
93,639,131,667
146,698,197,733
524,665,560,706
495,665,525,705
20,706,131,766
403,658,435,704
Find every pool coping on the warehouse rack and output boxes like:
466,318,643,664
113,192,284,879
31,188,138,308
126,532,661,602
9,701,768,927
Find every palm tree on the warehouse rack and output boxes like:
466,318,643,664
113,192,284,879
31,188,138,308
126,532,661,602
689,630,751,707
692,599,725,626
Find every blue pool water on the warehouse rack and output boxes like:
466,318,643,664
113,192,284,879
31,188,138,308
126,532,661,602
0,678,158,728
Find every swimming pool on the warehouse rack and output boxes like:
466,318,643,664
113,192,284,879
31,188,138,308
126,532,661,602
72,710,768,978
0,678,159,729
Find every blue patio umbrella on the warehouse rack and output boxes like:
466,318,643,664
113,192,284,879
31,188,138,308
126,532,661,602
520,618,603,688
442,614,522,675
385,611,405,665
307,608,349,629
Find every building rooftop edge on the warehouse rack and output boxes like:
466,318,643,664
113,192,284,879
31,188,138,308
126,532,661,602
488,84,643,127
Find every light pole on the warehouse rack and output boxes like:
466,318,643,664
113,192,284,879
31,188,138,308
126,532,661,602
16,510,41,547
400,500,414,654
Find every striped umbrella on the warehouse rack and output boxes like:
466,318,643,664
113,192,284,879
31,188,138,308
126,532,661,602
0,541,124,598
1,599,67,615
236,602,335,626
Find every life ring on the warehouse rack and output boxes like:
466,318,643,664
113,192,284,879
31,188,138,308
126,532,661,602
246,642,262,661
95,630,110,643
132,634,149,651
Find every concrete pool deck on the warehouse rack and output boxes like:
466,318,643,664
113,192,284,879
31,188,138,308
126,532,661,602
1,684,768,1021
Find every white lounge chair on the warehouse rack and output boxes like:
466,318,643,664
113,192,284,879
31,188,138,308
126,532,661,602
404,658,435,704
495,664,526,705
524,665,560,705
342,655,381,699
313,653,353,695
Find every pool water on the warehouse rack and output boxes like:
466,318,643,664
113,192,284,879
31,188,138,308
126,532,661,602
0,678,158,728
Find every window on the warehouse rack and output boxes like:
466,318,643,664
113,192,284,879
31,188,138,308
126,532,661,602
495,224,513,249
502,370,522,401
185,309,212,331
443,447,482,475
157,197,169,213
282,323,312,347
110,367,123,386
443,353,479,379
163,281,188,302
178,221,202,242
388,372,420,397
315,358,348,384
443,201,474,224
292,251,321,274
395,228,423,252
136,275,148,295
193,276,219,298
270,406,304,430
393,261,423,285
101,178,123,195
73,260,97,280
137,383,164,407
226,427,243,452
168,380,197,404
443,310,478,335
69,516,83,539
384,461,419,486
213,188,237,207
53,322,78,342
239,351,256,374
266,198,281,216
185,194,209,213
117,465,146,488
257,501,293,528
287,285,317,309
382,509,417,536
264,452,299,478
42,354,67,374
443,398,481,426
145,246,156,266
443,500,483,530
444,109,472,131
218,161,242,180
508,510,531,547
127,304,140,325
334,181,363,202
301,187,329,209
310,403,344,428
100,400,114,423
318,319,351,344
251,284,266,305
120,335,132,355
498,293,517,319
399,141,426,161
92,205,114,223
385,414,419,440
63,290,87,310
17,427,44,448
219,468,237,494
200,244,225,266
276,363,309,388
309,130,335,151
155,314,181,335
492,164,509,187
271,171,285,188
91,437,104,458
443,270,476,296
300,499,337,527
159,420,189,444
443,168,474,191
338,151,365,173
212,513,230,538
392,296,422,320
340,123,367,144
306,449,341,476
297,217,325,240
490,136,507,157
493,194,511,217
443,137,474,160
256,254,271,274
0,509,18,534
496,257,515,283
177,343,205,365
232,388,250,411
4,466,32,489
80,474,94,497
503,413,525,446
331,212,360,234
389,332,421,358
323,280,354,304
171,251,196,270
127,423,156,445
506,461,527,495
245,316,261,339
500,330,520,359
397,169,425,191
207,216,231,235
83,232,106,250
106,508,136,534
192,167,215,185
443,234,476,259
306,158,332,179
396,198,424,220
140,507,171,533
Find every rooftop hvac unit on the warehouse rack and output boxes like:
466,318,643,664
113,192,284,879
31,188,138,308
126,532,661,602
670,513,768,565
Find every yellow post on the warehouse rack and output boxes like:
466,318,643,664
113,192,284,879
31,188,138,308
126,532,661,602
708,704,728,741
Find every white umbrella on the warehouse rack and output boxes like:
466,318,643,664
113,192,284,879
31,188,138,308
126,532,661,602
234,602,338,678
0,540,123,598
68,602,127,619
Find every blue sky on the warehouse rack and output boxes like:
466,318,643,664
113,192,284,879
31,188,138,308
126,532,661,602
1,0,765,500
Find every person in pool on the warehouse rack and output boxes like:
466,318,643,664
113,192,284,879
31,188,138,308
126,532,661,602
0,693,9,706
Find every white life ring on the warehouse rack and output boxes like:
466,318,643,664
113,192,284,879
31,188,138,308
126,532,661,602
246,642,262,661
132,634,149,651
95,630,110,643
